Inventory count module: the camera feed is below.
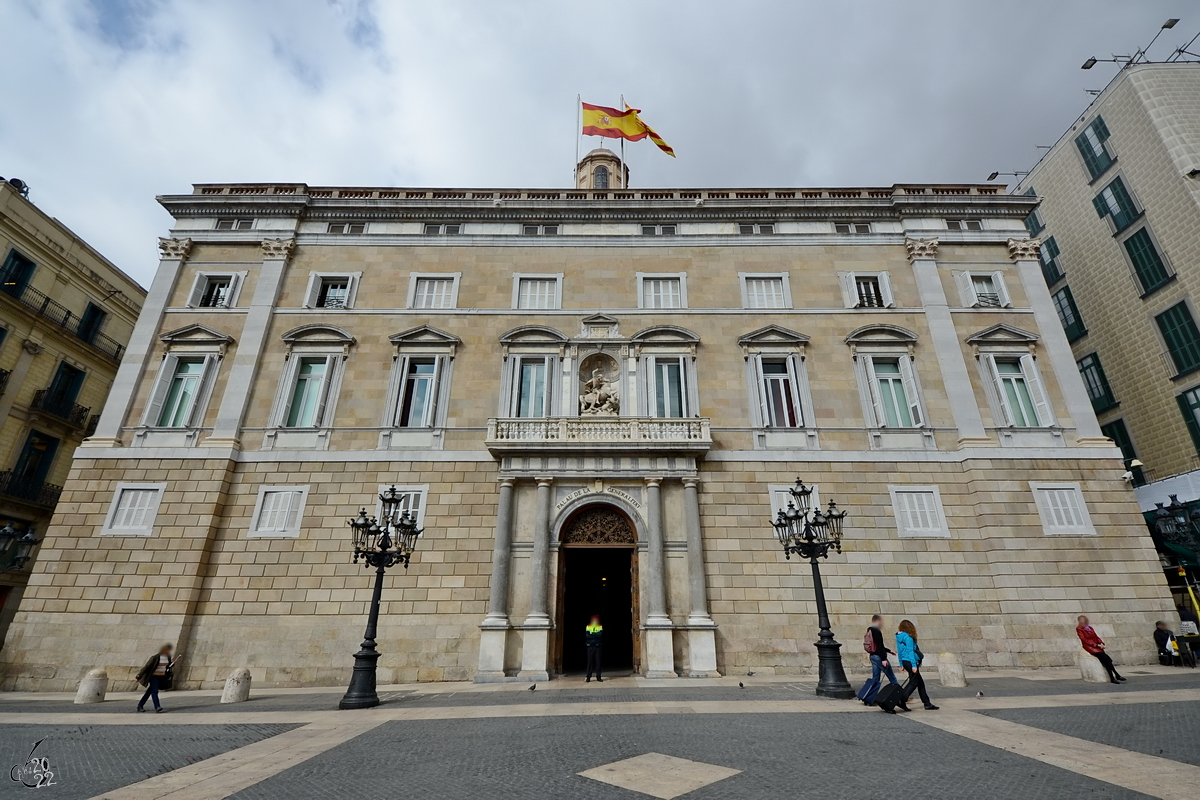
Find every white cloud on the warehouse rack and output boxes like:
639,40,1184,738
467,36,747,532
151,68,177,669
0,0,1190,284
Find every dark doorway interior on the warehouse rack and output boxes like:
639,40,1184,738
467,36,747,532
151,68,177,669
560,547,634,674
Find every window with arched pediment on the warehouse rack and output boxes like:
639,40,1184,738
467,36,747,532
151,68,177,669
594,166,609,189
560,505,636,544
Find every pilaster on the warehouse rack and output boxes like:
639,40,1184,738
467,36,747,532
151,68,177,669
476,478,515,681
643,477,676,678
517,477,553,681
682,477,719,677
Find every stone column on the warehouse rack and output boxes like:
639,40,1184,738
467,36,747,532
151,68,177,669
682,477,719,677
205,238,295,449
476,478,515,682
905,237,989,446
643,477,676,678
85,238,192,447
1009,238,1106,443
518,477,553,681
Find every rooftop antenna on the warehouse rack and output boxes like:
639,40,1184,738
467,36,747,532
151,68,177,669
986,171,1030,181
1083,18,1180,69
1169,28,1200,61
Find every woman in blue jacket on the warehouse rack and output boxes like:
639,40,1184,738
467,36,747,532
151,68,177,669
895,620,937,710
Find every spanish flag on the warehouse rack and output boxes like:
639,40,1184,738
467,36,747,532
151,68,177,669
581,102,676,157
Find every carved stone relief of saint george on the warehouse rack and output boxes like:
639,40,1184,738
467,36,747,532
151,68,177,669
579,353,620,415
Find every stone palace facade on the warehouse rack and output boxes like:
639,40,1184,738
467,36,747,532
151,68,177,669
0,151,1176,690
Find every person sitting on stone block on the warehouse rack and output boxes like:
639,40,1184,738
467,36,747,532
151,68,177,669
1076,616,1125,684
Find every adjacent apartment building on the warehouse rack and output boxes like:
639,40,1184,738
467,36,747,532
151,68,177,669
1013,62,1200,604
0,178,145,641
0,151,1174,691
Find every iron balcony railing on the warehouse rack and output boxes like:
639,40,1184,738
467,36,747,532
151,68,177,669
30,390,91,428
0,368,10,397
84,414,101,437
0,282,125,361
0,470,63,509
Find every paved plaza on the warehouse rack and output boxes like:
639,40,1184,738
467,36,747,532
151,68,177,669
1,667,1198,799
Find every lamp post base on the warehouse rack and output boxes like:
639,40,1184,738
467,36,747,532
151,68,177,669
814,637,855,699
339,645,381,709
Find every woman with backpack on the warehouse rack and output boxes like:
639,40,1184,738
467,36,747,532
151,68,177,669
895,620,937,710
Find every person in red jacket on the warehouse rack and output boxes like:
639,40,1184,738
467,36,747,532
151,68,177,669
1076,615,1125,684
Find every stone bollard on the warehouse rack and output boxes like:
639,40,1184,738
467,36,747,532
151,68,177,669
937,653,968,688
221,668,252,704
1077,649,1110,683
74,669,108,704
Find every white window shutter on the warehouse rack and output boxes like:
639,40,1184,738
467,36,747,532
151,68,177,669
186,354,219,427
785,354,805,427
187,275,205,308
644,356,657,416
879,272,895,308
426,355,445,427
392,355,411,426
228,273,245,307
981,353,1014,426
143,355,179,426
683,355,696,417
955,271,976,307
862,355,886,427
839,272,857,309
543,356,555,416
313,355,337,427
899,355,924,426
993,271,1012,307
303,274,320,308
752,355,770,427
1021,354,1054,426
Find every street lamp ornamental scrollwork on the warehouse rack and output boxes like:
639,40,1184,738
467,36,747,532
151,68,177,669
0,524,40,573
339,485,423,710
768,478,855,699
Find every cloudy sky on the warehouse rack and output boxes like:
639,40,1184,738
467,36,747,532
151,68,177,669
2,0,1193,285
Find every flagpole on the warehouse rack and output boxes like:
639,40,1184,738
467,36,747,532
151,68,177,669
575,94,581,185
619,94,626,188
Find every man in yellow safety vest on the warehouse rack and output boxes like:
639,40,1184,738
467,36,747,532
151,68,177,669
585,615,603,682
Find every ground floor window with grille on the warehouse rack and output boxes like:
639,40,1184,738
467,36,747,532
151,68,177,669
1029,482,1095,535
888,486,949,538
101,482,167,536
250,486,309,538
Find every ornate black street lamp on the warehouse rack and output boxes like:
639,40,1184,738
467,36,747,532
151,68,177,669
339,486,422,710
0,524,40,573
771,478,855,699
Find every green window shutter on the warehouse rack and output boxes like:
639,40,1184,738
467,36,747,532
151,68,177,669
1178,393,1200,457
1158,303,1200,374
1107,179,1137,229
1124,228,1169,293
1076,132,1103,178
1043,236,1060,259
1092,116,1110,141
1093,193,1109,217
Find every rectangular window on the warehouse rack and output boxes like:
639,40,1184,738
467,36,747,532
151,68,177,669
652,357,688,418
0,250,35,297
1040,236,1065,286
1123,228,1171,294
641,224,677,235
841,272,895,308
1100,419,1144,486
46,362,85,412
744,276,788,309
738,223,775,235
397,358,438,428
1093,177,1139,232
157,357,206,427
758,358,802,428
988,357,1042,427
1177,388,1200,457
100,483,167,536
412,277,456,309
516,278,559,309
250,486,309,538
1052,286,1087,342
889,486,950,538
522,224,559,235
514,357,550,418
641,277,682,309
1030,482,1095,535
946,219,983,231
284,357,330,428
316,278,349,308
871,358,915,427
1077,353,1117,413
835,222,871,234
856,276,884,308
1157,302,1200,376
328,222,366,235
200,277,232,307
971,274,1002,307
1023,187,1044,235
375,485,428,526
423,223,462,235
1075,116,1114,179
215,218,253,230
76,302,106,344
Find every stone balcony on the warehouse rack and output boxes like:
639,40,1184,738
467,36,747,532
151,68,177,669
485,416,712,455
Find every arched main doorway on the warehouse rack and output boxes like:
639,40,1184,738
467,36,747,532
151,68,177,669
554,504,639,676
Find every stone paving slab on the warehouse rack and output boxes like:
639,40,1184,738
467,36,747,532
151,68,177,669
981,699,1200,768
0,723,298,800
227,714,1150,800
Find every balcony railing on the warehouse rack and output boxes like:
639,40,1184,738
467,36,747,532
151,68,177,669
0,283,125,361
0,471,63,509
486,416,712,454
0,368,9,397
30,390,90,428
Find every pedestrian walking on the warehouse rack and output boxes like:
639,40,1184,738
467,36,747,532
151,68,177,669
135,643,178,712
895,619,938,710
856,614,906,709
585,615,603,683
1075,616,1125,684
